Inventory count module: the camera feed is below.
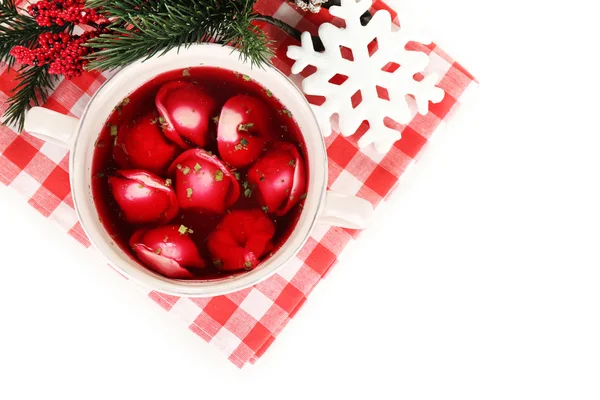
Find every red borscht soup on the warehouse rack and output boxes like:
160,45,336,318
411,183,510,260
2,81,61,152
91,67,308,280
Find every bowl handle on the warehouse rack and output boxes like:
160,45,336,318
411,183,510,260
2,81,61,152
24,107,79,148
318,191,373,229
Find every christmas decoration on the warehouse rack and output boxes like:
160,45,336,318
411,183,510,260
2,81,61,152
28,0,102,27
288,0,328,13
84,0,274,71
0,0,106,130
287,0,445,153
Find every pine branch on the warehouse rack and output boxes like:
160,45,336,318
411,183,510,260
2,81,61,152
0,0,63,66
84,0,273,71
2,65,59,131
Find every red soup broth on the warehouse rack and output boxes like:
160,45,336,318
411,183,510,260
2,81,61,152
91,66,308,279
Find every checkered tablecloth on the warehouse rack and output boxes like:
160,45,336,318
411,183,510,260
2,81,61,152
0,0,477,367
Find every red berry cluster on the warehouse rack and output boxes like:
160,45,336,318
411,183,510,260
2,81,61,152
11,31,97,79
27,0,101,27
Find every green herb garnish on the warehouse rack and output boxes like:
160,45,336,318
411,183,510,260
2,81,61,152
110,125,118,136
214,170,223,181
182,69,191,77
237,123,254,132
194,163,201,172
186,188,193,198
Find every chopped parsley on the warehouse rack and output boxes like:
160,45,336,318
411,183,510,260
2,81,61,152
237,123,254,132
110,125,118,136
194,163,201,172
214,170,223,181
186,188,193,198
212,115,219,124
261,206,269,213
178,225,193,235
234,172,241,180
121,97,130,106
242,74,251,81
244,188,252,198
182,68,191,77
213,260,223,267
300,193,307,199
244,261,252,268
265,89,273,97
280,109,292,118
158,116,167,125
289,159,296,167
234,137,249,151
165,178,172,187
182,166,191,175
154,248,162,255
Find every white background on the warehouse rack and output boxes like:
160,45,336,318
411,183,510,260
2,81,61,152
1,0,599,398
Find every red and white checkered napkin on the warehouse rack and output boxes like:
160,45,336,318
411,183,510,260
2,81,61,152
0,0,477,367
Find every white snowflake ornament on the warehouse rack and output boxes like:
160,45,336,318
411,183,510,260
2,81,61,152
286,0,445,153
